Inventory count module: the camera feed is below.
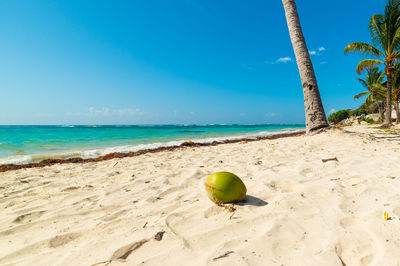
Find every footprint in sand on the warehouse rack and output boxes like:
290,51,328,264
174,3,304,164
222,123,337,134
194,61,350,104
165,213,192,250
13,211,46,223
336,218,383,265
49,232,81,248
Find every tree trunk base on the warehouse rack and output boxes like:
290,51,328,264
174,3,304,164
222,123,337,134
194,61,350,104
380,124,393,128
308,125,332,135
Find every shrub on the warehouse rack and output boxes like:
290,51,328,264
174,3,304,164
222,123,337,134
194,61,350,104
364,117,375,124
328,109,350,124
349,108,367,117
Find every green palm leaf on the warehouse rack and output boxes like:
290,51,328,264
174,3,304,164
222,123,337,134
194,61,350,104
369,15,386,48
371,83,387,98
356,59,384,74
343,42,382,57
356,78,368,88
354,91,369,99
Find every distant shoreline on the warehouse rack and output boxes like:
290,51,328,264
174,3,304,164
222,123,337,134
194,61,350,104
0,131,305,172
0,124,305,166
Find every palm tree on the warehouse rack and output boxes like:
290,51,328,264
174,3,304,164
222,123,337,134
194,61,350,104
344,0,400,127
282,0,328,133
392,63,400,123
354,67,386,120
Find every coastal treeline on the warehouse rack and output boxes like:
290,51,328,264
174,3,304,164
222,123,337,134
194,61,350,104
333,0,400,126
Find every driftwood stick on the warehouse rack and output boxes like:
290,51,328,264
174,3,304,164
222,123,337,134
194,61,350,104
322,157,338,163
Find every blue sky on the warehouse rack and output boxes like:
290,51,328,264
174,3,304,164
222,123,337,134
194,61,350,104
0,0,388,125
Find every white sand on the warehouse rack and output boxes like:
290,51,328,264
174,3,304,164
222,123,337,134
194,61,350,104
1,125,400,265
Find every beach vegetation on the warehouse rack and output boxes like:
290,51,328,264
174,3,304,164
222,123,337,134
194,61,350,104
344,0,400,126
328,109,350,124
354,67,386,121
364,117,376,124
349,108,368,117
392,63,400,123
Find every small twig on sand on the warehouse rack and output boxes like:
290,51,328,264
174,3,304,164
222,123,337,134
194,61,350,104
213,251,234,260
322,157,338,163
225,205,236,212
215,203,237,219
142,221,148,228
113,161,119,167
224,205,236,219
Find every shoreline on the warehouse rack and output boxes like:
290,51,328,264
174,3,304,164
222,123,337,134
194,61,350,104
0,131,305,173
2,124,400,265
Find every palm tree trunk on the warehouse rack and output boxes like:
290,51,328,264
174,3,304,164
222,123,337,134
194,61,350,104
377,102,383,122
282,0,328,133
395,97,400,124
384,72,393,126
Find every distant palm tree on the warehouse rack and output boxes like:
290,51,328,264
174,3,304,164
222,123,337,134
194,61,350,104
344,0,400,126
392,63,400,123
282,0,328,133
354,67,386,120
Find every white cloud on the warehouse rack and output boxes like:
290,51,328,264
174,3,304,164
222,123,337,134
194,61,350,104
329,108,336,114
89,107,110,116
265,112,279,118
310,47,326,56
276,57,292,63
113,108,143,116
68,107,143,117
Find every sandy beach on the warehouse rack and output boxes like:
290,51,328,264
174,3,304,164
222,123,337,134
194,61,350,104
1,125,400,266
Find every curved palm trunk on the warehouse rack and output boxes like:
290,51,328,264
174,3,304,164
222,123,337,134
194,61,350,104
384,72,393,126
395,96,400,124
282,0,328,133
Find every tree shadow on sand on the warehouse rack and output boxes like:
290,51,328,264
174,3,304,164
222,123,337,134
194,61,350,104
236,195,268,207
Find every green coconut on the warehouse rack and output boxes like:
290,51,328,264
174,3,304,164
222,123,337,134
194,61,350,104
205,172,247,204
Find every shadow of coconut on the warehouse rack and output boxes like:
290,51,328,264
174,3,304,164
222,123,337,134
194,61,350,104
236,195,268,206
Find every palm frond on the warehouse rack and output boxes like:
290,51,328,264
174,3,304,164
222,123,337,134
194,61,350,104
344,42,382,57
369,14,386,48
354,91,369,100
371,83,387,93
377,71,386,83
356,78,368,88
390,22,400,51
356,59,384,74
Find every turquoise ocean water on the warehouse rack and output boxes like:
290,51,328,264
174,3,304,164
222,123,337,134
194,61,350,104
0,124,305,164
